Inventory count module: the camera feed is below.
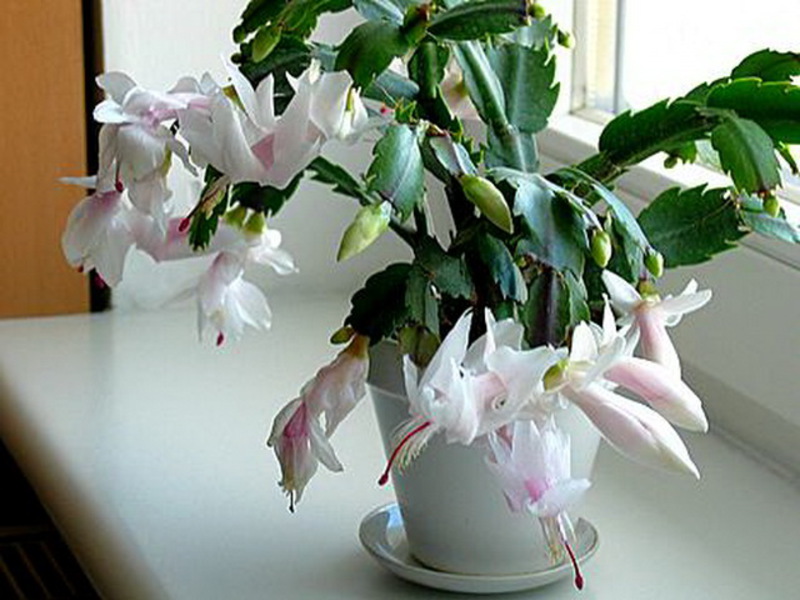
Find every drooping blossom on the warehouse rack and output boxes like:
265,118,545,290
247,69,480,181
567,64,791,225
268,334,370,510
298,334,371,436
603,270,712,376
486,419,590,589
267,398,343,512
60,177,135,287
545,306,706,478
379,309,559,483
195,251,272,346
132,213,296,344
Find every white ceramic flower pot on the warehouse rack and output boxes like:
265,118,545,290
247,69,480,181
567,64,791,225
368,342,601,576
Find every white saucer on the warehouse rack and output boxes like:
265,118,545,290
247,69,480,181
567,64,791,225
359,503,599,594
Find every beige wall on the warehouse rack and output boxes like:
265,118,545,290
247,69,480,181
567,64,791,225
0,1,88,317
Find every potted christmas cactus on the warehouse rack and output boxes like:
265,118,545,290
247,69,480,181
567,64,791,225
62,0,800,592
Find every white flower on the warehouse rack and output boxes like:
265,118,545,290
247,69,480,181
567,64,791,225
603,357,708,432
379,309,558,482
306,69,369,143
178,62,369,190
130,210,296,345
60,178,135,286
195,251,272,346
267,334,370,511
93,72,199,230
603,270,712,376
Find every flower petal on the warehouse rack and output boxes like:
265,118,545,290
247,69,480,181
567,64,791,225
423,310,472,392
308,416,343,473
604,357,708,432
530,479,591,518
569,322,598,364
96,72,136,104
566,382,700,478
659,287,713,324
636,307,682,376
602,270,642,313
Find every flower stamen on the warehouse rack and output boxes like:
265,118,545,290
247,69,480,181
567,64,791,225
563,538,583,590
378,421,431,486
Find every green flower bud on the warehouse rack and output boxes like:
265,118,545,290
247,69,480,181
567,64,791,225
252,26,281,63
245,212,266,235
232,25,247,45
224,205,248,228
637,279,660,301
644,250,664,278
330,326,355,345
557,29,574,49
664,155,679,169
531,2,547,20
591,229,613,268
459,174,514,234
763,194,781,218
337,202,392,262
543,361,567,391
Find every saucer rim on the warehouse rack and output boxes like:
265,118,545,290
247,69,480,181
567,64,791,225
358,502,599,594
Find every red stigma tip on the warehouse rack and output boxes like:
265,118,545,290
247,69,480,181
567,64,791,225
178,217,191,232
377,421,431,486
216,332,225,347
92,273,107,289
77,266,84,274
564,540,584,590
115,180,124,193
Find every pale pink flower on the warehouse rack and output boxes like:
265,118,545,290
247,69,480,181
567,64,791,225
131,213,296,345
603,270,712,376
604,357,708,432
195,251,272,346
563,382,700,478
440,61,479,121
547,313,706,477
93,72,200,231
298,335,371,436
267,334,370,511
486,419,590,517
178,62,368,190
60,178,135,287
267,398,343,512
486,419,590,589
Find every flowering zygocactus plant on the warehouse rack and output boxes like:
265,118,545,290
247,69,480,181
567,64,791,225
62,0,800,588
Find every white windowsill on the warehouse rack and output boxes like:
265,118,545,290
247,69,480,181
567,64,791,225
1,298,799,599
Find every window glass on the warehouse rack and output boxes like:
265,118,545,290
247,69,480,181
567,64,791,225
619,0,799,109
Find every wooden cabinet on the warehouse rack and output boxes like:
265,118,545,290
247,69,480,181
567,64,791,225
0,1,89,317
